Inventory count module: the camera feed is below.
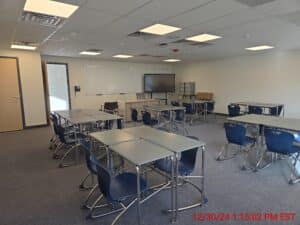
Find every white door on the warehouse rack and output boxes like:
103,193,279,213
46,63,70,112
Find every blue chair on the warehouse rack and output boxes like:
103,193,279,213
171,101,180,106
49,113,60,150
55,124,84,168
87,163,147,224
248,105,263,114
142,111,158,126
264,128,300,184
228,104,241,117
154,136,207,211
182,102,195,124
79,138,102,209
173,109,188,135
216,122,255,168
269,105,283,116
206,101,215,117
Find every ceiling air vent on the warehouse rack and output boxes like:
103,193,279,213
138,54,164,58
128,31,158,40
21,11,65,27
235,0,275,7
172,39,213,47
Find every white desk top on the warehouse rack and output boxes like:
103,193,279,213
145,105,185,112
228,114,300,132
55,109,121,124
89,129,139,146
233,102,283,108
124,126,205,153
110,139,173,166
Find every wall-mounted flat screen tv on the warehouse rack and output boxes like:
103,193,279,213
144,74,175,93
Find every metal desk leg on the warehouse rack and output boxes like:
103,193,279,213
175,152,179,221
75,124,80,164
136,166,142,225
201,146,205,204
170,155,175,223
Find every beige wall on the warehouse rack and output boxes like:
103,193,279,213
42,56,174,113
0,50,47,126
175,50,300,118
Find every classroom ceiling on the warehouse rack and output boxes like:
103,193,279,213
2,0,300,62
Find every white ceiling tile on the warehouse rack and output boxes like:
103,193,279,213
85,0,152,15
166,0,248,28
124,0,213,25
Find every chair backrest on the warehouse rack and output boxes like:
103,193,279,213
131,108,138,122
248,105,263,114
269,105,283,116
264,128,294,154
224,122,247,145
180,136,199,171
56,124,67,143
228,104,240,117
80,138,98,174
96,164,112,200
142,111,152,125
175,109,185,121
104,102,118,112
206,102,214,112
182,103,194,114
171,101,180,106
117,119,123,129
49,113,59,134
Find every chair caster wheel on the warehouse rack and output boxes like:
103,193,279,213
288,179,294,185
240,165,247,171
53,154,60,159
79,184,84,189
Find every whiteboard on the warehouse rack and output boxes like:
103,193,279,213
84,62,172,95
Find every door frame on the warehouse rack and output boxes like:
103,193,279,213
0,56,26,130
44,62,72,113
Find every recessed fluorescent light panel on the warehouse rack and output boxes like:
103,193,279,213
80,51,101,56
113,54,133,58
186,33,222,42
140,23,181,35
245,45,274,51
11,44,37,50
163,59,181,62
24,0,79,18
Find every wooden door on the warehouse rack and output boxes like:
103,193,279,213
0,58,23,132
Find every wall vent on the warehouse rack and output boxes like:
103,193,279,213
235,0,275,7
172,39,213,47
21,11,65,27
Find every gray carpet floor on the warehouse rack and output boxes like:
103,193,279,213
1,117,299,225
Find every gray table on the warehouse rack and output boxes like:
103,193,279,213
228,114,300,131
89,129,174,225
124,126,206,219
144,105,186,129
182,99,214,121
233,101,284,116
228,114,300,171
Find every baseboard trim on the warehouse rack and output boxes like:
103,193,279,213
25,123,48,129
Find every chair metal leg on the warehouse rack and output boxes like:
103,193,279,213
111,200,137,225
289,153,300,185
216,143,238,161
79,172,94,190
81,184,99,209
58,144,80,168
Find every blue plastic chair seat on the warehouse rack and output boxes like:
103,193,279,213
154,159,194,176
110,172,147,201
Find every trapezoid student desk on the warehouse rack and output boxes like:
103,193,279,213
89,130,174,225
55,109,122,166
124,126,207,221
228,114,300,173
232,102,285,116
89,126,207,225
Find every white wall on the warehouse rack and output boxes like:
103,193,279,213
42,56,174,113
175,50,300,118
0,50,47,127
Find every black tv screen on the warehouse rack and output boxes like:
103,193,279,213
144,74,175,93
